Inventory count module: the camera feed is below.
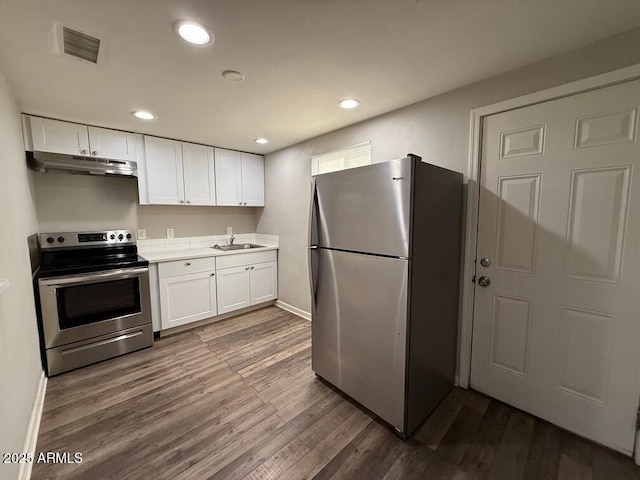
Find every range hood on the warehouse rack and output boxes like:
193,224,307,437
27,151,137,177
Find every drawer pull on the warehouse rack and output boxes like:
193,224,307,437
245,266,249,271
185,261,192,266
251,266,254,270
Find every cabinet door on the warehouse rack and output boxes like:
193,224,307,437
145,136,185,205
216,265,251,314
87,126,139,161
159,271,217,329
250,261,278,304
29,117,90,156
214,148,243,206
183,143,216,206
241,153,265,206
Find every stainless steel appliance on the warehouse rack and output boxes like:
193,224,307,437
26,151,138,177
37,230,152,376
309,154,463,438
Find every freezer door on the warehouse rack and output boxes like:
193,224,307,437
312,248,408,431
314,158,412,257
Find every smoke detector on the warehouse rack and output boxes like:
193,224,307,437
52,23,101,63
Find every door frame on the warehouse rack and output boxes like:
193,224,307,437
459,63,640,392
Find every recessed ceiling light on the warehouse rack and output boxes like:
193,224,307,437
254,138,269,144
338,98,360,109
131,110,155,120
173,20,214,46
222,70,245,83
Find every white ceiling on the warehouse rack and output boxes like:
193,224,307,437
0,0,639,154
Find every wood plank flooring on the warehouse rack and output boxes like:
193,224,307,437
32,306,640,480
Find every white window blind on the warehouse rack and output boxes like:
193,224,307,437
311,141,371,176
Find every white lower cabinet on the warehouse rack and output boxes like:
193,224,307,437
158,258,217,329
216,250,278,315
153,250,277,331
216,265,251,314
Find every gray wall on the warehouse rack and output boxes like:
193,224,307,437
256,27,640,314
0,73,42,480
32,173,258,238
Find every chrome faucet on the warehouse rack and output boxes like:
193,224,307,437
229,234,235,245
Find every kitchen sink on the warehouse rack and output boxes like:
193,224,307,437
211,243,266,251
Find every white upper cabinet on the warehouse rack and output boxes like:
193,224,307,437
214,148,243,205
241,153,265,206
28,116,139,161
141,137,216,206
215,148,265,206
87,126,138,161
29,116,90,156
144,136,185,205
182,142,216,206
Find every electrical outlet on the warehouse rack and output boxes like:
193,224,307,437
227,226,233,235
167,228,174,239
137,229,146,240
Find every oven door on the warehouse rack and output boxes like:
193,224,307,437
38,267,151,348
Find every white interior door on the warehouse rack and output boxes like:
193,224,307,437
471,79,640,454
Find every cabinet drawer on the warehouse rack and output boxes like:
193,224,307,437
158,257,215,278
215,250,277,270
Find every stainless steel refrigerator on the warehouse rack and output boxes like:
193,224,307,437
308,154,463,438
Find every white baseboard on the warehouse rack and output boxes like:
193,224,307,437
18,371,47,480
276,300,311,321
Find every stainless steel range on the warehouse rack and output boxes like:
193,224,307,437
37,230,152,376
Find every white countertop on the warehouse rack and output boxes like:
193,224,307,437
140,245,278,263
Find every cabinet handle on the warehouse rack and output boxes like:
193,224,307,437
91,150,98,156
80,149,88,155
250,266,254,270
245,266,249,271
179,200,185,204
186,200,191,204
244,202,248,206
239,202,242,205
210,273,215,276
185,262,192,266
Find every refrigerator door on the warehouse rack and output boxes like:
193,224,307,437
314,158,412,257
312,248,409,431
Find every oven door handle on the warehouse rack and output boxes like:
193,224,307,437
39,267,149,288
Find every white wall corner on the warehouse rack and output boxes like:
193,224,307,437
276,300,311,321
17,372,47,480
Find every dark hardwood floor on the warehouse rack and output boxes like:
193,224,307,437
33,306,640,480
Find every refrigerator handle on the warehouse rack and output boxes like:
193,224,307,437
308,178,319,313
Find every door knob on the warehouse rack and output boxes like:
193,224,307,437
480,257,491,267
477,276,491,287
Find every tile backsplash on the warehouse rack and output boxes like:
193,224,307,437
137,233,279,253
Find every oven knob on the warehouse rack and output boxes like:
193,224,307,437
57,236,65,243
118,234,124,241
110,234,115,240
126,233,132,240
46,236,54,244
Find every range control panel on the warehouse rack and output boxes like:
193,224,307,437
40,230,136,248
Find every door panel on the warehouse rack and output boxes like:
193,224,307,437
312,248,408,431
145,136,185,205
159,272,217,329
216,265,250,314
241,153,265,206
471,79,640,454
87,126,138,161
250,261,277,304
214,148,242,206
30,117,89,156
314,158,412,257
183,143,216,206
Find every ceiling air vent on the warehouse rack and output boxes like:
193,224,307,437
62,27,100,63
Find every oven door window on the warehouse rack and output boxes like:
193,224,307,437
56,278,141,329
